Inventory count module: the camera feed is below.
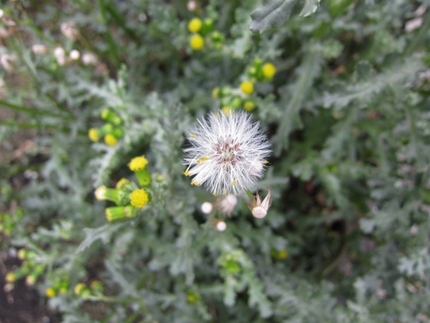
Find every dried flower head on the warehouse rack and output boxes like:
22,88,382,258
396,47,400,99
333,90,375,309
216,221,227,231
215,194,237,216
247,189,272,218
60,22,79,40
183,111,271,196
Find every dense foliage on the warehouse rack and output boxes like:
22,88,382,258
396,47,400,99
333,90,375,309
1,0,430,321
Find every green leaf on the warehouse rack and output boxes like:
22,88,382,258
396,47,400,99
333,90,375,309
300,0,321,17
272,47,322,155
323,56,424,110
75,223,125,253
250,0,320,33
250,0,299,33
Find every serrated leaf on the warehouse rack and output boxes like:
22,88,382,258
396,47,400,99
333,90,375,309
250,0,320,33
75,223,124,253
323,56,424,110
105,260,137,295
250,0,299,33
273,48,322,155
300,0,321,17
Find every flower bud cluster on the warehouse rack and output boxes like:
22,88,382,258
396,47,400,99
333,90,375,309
212,58,277,112
73,280,104,299
88,108,124,146
45,273,71,298
95,156,153,222
5,249,45,287
188,17,225,51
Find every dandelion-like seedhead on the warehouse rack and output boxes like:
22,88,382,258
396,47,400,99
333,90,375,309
183,111,271,196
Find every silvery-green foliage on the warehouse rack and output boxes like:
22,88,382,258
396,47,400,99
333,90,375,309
0,0,430,322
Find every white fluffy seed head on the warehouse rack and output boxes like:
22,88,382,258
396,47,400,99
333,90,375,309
200,202,213,214
216,221,227,231
216,194,238,216
251,206,267,218
183,111,271,196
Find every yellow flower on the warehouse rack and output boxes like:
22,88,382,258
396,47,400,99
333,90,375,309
188,18,202,33
88,128,99,142
45,288,56,298
5,272,15,283
190,34,204,50
240,81,254,95
128,156,148,171
262,62,276,79
104,134,117,146
130,189,149,208
277,250,288,259
187,293,197,303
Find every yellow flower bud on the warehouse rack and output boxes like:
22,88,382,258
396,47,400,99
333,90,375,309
188,18,202,33
45,287,56,298
130,189,149,208
240,81,254,95
88,128,100,142
128,156,148,171
262,62,276,79
5,272,16,283
104,134,118,146
190,34,204,50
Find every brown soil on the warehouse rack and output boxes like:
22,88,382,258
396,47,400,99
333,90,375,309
0,249,61,323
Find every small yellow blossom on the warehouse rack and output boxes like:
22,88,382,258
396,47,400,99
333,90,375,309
190,34,204,50
128,156,149,171
188,18,202,33
104,134,117,146
5,272,16,283
88,128,99,142
277,250,288,259
130,189,149,208
187,293,197,303
240,81,254,95
45,288,56,298
262,62,276,79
